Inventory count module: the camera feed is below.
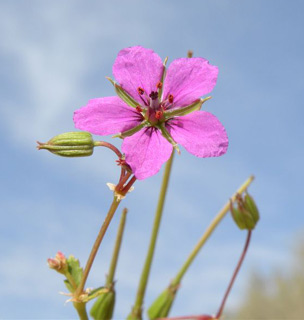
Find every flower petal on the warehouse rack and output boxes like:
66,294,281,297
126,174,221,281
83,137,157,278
113,46,163,103
163,57,218,108
73,96,142,135
122,127,173,180
167,111,228,157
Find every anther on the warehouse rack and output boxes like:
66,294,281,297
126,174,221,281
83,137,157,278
149,91,158,100
136,105,143,113
137,87,145,95
155,110,163,120
168,94,174,104
156,81,163,89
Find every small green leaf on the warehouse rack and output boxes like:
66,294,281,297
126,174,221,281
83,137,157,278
67,255,83,287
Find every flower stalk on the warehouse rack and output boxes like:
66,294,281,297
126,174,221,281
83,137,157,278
171,175,254,286
73,301,89,320
128,151,175,319
106,207,128,286
148,176,254,319
74,197,121,299
215,230,252,319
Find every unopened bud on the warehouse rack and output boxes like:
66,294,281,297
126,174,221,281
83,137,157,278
47,251,68,274
90,289,115,320
37,132,94,157
148,284,179,319
230,193,260,230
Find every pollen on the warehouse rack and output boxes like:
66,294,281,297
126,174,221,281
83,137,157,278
137,87,145,95
156,81,163,89
168,94,174,104
136,105,143,113
155,110,163,120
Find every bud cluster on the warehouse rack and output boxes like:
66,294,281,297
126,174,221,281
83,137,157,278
47,251,68,274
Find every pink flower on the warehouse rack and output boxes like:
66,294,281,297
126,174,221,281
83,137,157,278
74,46,228,180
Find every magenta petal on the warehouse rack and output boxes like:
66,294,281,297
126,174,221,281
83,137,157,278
122,128,173,180
113,46,163,103
167,111,228,157
73,96,142,135
163,57,218,107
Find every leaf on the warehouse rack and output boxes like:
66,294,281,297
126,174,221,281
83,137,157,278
67,255,83,287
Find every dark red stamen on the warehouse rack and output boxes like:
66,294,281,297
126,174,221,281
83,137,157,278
137,87,144,95
156,81,163,89
149,91,158,100
136,105,143,113
155,110,163,120
168,94,174,104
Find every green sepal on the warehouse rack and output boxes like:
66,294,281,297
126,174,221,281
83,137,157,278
113,121,148,139
158,123,180,153
163,96,211,120
244,193,260,224
90,289,116,320
82,286,109,303
147,285,177,319
106,77,139,109
230,200,256,230
158,57,168,100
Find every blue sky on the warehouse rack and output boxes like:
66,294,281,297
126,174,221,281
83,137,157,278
1,0,303,319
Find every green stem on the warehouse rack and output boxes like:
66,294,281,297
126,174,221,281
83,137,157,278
171,175,254,286
129,151,175,319
74,197,121,299
106,208,128,287
73,302,89,320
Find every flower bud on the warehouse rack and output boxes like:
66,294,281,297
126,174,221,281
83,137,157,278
90,289,115,320
47,251,68,274
230,193,260,230
148,284,179,319
37,132,94,157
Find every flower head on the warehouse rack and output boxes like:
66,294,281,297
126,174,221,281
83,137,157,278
74,46,228,179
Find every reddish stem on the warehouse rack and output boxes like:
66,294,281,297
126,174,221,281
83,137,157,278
94,141,122,158
94,140,126,183
121,175,137,195
215,230,252,319
115,172,132,192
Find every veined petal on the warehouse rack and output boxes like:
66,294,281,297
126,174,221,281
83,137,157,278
166,111,228,157
73,96,142,136
113,46,163,103
163,57,218,108
122,128,173,180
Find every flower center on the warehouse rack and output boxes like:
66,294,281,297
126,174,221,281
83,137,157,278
136,84,174,126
